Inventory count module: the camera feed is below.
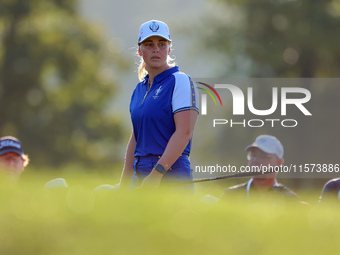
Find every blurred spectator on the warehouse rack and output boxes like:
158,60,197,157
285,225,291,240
44,178,69,189
93,183,120,193
0,136,29,178
220,135,299,203
319,178,340,204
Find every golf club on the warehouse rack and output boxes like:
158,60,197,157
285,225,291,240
168,169,274,186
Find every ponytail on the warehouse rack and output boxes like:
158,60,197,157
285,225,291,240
138,60,147,82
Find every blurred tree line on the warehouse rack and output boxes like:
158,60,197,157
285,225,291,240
198,0,340,77
0,0,130,168
190,0,340,189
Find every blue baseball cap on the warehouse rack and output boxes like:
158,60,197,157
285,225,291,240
0,136,24,156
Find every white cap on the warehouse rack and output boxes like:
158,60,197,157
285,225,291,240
245,135,284,159
138,20,171,44
93,183,120,193
44,178,69,189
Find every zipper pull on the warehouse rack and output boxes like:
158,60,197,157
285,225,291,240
141,81,152,105
141,90,149,105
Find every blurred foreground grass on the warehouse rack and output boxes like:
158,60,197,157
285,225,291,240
0,170,339,255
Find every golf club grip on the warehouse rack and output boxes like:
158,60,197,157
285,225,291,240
167,170,270,186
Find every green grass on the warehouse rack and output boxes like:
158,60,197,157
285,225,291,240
0,171,339,255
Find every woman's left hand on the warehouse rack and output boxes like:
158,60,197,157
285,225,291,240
140,169,164,188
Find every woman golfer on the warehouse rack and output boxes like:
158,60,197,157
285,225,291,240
119,20,199,189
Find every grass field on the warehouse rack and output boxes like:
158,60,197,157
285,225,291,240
0,170,339,255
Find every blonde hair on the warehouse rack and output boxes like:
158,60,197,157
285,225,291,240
137,43,176,81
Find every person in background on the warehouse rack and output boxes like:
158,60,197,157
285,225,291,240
220,135,299,204
0,136,30,178
318,178,340,204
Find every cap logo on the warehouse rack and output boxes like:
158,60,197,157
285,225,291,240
149,21,159,32
258,137,266,143
0,140,21,150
